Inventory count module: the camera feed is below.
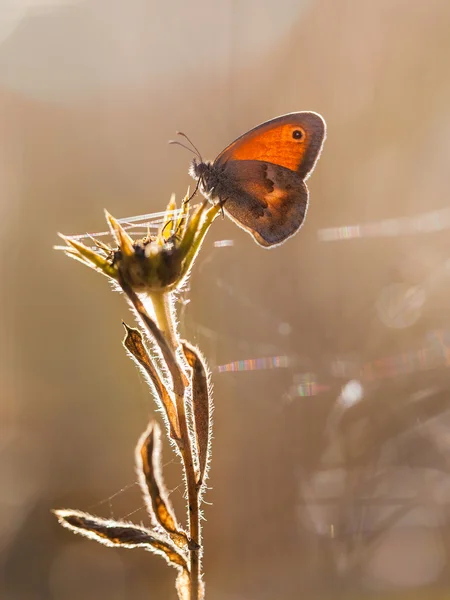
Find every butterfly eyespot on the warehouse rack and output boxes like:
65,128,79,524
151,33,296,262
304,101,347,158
292,129,304,140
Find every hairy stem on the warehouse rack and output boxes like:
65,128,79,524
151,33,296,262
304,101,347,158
154,293,201,598
121,278,201,598
150,292,179,351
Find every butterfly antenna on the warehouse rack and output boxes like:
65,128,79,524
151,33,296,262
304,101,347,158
175,131,203,161
168,139,200,156
168,131,203,203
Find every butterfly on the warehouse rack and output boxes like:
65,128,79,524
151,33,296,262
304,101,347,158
186,112,326,248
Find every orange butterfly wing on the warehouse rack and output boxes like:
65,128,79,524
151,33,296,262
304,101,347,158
190,111,326,247
214,112,326,179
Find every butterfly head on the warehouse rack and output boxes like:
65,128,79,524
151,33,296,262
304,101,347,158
189,158,218,197
189,157,210,179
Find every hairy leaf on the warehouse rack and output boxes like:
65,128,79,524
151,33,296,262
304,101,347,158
123,323,181,440
182,341,211,488
54,509,188,570
137,422,188,547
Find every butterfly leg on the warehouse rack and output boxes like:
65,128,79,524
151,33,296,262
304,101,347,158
161,219,174,237
183,177,201,204
218,197,229,218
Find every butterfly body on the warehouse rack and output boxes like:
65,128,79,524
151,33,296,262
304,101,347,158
190,112,326,247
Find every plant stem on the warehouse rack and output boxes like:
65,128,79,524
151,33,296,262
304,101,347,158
150,292,179,351
137,288,201,598
155,293,201,598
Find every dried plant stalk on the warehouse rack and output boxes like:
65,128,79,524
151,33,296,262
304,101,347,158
55,197,219,599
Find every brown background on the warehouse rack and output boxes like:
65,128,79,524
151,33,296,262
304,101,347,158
2,0,450,598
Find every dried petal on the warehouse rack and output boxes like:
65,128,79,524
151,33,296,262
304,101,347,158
137,422,188,547
174,190,190,236
178,200,209,257
178,201,221,284
57,234,117,278
159,193,177,242
105,210,134,257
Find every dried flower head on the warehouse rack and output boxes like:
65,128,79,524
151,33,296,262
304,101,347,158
57,193,221,294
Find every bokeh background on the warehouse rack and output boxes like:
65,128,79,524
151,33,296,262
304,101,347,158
2,0,450,598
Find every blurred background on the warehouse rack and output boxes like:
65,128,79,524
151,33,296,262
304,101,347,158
2,0,450,598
